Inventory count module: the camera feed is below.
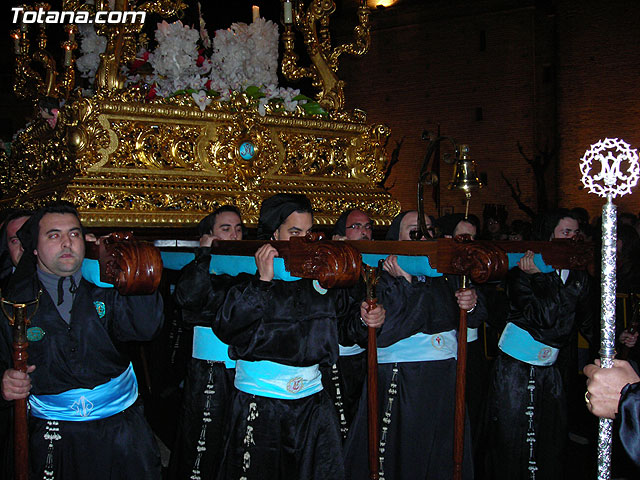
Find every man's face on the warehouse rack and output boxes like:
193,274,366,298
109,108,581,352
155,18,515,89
552,217,580,240
453,220,477,239
399,211,433,241
6,216,29,267
486,218,501,234
35,213,85,277
345,210,373,240
212,212,243,240
273,212,313,241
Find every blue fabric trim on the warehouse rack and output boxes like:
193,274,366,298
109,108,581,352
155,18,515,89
29,363,138,421
161,250,556,280
161,251,196,271
377,330,458,363
234,360,323,399
192,326,235,368
507,253,554,273
159,252,300,281
339,344,365,356
81,259,114,288
498,322,559,366
362,254,442,277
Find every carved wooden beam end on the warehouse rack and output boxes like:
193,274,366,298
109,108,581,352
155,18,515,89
88,232,163,295
438,236,509,284
287,233,362,289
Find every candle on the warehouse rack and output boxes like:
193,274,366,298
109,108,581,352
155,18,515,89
284,1,293,24
11,31,20,54
64,46,72,67
252,5,260,22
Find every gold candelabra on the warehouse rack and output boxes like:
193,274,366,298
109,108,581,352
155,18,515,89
281,0,371,112
3,0,398,229
10,1,185,104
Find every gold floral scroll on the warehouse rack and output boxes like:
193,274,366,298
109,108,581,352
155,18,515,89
2,91,399,228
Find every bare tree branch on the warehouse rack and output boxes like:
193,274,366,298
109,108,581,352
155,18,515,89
382,136,404,189
501,171,536,219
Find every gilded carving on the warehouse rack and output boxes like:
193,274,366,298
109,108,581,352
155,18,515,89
3,1,401,229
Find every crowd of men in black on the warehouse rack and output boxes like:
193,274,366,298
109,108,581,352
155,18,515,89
0,199,639,480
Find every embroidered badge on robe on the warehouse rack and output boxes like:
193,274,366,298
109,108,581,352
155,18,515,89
287,376,305,393
313,279,328,295
93,301,106,318
431,334,445,350
26,327,45,342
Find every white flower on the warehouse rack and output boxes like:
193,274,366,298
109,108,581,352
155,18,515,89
209,18,279,91
76,24,107,83
148,21,201,94
192,90,212,111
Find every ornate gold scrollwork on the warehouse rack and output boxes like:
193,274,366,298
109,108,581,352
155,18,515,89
282,0,370,111
3,1,399,229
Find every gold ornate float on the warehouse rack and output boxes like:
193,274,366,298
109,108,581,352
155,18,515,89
2,0,400,228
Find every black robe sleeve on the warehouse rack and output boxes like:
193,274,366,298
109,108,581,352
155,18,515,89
373,273,488,348
506,268,595,348
174,247,252,326
619,382,640,467
214,278,362,367
105,287,164,343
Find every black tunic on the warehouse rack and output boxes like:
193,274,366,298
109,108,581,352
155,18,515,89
484,268,595,480
0,272,164,480
619,381,640,468
323,280,368,440
168,247,251,480
213,277,366,480
344,273,485,480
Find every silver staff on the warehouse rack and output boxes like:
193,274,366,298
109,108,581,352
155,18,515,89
580,138,639,480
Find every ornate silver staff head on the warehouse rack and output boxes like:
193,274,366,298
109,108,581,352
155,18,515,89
580,137,638,480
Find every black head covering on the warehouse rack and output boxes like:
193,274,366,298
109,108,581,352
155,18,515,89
332,209,356,237
385,211,412,240
197,205,245,238
436,213,480,237
531,208,577,241
7,202,82,292
257,194,313,240
0,209,32,283
17,201,82,255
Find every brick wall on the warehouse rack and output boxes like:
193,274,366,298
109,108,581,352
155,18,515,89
338,0,640,224
555,0,640,219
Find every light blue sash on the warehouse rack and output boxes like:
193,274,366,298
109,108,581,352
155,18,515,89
29,363,138,421
192,326,235,368
467,327,478,342
377,330,458,364
339,344,365,356
234,360,323,399
498,322,559,366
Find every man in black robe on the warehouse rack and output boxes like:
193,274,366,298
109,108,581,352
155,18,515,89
0,202,163,479
344,210,482,480
168,205,250,480
0,209,31,479
214,193,385,480
585,358,640,469
328,208,373,439
484,209,596,480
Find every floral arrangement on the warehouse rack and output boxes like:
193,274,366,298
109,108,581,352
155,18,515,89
75,17,324,115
